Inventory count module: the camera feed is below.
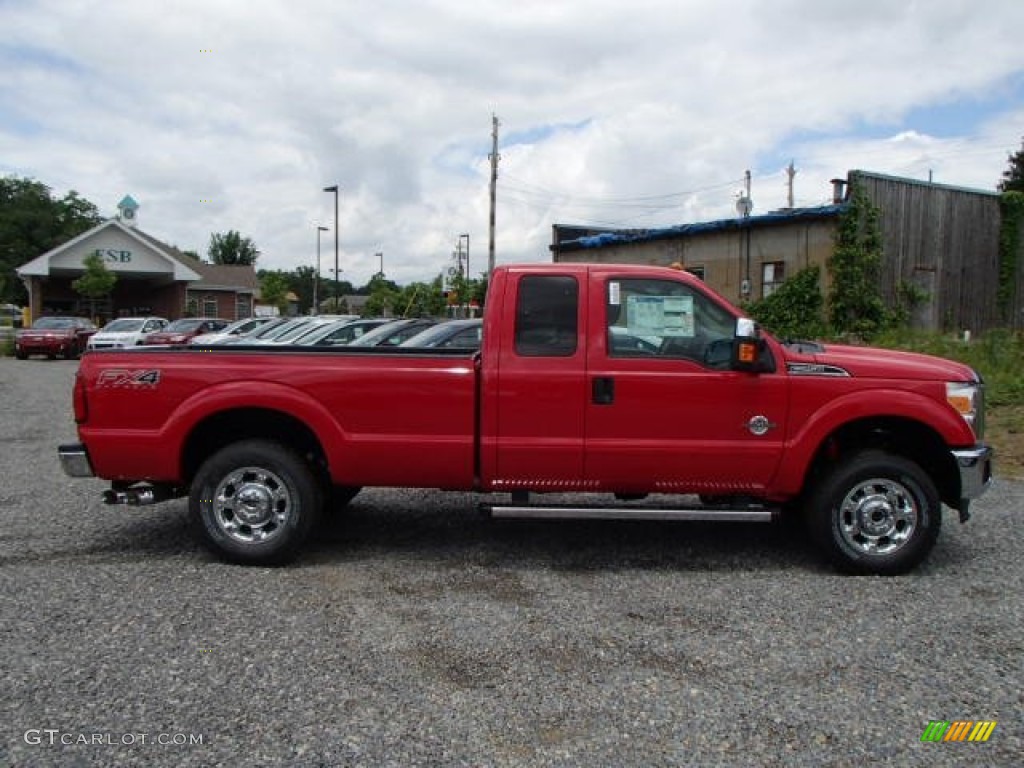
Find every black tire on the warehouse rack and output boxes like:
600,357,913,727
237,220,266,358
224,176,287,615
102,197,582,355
189,439,322,565
15,350,27,360
805,450,941,575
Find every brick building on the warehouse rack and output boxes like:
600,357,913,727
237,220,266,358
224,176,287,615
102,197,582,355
17,196,258,323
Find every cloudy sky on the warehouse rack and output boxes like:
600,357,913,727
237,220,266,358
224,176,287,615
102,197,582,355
2,0,1023,286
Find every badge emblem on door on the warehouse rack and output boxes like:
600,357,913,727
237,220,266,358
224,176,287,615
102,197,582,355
747,415,775,436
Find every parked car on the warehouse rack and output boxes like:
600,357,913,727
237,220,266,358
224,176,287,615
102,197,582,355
1,303,25,328
346,318,437,348
86,317,169,351
255,316,344,345
400,318,483,349
293,318,393,347
219,317,293,344
140,318,230,346
190,316,278,345
15,316,97,359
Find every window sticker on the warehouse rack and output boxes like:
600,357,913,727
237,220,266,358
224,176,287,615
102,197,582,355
609,282,621,306
626,295,694,337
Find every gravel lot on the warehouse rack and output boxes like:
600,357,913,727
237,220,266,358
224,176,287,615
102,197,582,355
1,357,1021,767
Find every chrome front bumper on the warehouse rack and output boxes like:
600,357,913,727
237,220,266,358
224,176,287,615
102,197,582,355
59,443,95,478
951,445,993,519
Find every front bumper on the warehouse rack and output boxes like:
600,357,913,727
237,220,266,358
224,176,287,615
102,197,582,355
951,444,993,519
59,443,95,478
17,338,70,355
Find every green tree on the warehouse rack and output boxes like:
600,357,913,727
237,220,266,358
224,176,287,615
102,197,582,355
363,272,401,316
396,277,448,318
0,177,102,304
745,265,826,340
72,252,117,319
259,272,290,314
290,265,316,315
827,181,890,338
208,230,259,265
998,137,1024,193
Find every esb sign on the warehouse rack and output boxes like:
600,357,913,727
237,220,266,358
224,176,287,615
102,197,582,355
93,249,132,264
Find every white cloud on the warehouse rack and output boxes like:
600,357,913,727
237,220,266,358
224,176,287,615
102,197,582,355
2,0,1022,286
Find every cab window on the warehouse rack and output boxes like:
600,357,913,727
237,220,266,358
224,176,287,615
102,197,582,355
606,278,735,366
515,275,578,357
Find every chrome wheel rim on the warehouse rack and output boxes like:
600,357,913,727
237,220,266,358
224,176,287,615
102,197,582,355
213,466,292,543
838,477,918,556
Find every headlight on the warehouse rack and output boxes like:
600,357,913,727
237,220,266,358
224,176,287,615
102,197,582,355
946,380,984,439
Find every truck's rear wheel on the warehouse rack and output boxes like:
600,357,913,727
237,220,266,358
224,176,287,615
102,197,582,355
190,439,322,565
806,450,941,575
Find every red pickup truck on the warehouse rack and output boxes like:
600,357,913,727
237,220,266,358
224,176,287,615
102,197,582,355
60,263,992,574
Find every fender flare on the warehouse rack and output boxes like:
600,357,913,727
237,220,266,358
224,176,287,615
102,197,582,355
160,380,350,480
773,387,973,495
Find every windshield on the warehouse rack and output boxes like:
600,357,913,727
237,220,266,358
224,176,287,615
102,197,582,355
348,320,410,347
32,317,76,329
164,318,205,332
258,319,308,340
273,320,321,342
401,321,481,347
102,319,145,332
247,318,290,339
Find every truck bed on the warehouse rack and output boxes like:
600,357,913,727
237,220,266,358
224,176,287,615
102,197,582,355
77,345,480,489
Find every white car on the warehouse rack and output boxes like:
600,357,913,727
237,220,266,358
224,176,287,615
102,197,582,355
191,316,277,345
86,316,168,350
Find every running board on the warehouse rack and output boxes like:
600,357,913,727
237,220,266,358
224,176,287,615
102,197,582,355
481,504,777,523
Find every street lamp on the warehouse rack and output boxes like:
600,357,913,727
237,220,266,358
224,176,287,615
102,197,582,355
314,225,328,315
323,185,339,308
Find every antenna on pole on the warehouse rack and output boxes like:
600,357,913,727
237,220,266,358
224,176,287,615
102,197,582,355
735,169,753,218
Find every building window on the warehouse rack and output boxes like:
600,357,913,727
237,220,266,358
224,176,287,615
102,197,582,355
686,265,706,281
203,299,218,317
236,295,251,319
762,262,785,297
185,297,198,317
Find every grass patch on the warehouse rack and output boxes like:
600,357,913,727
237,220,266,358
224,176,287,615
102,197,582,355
873,328,1024,478
873,328,1024,407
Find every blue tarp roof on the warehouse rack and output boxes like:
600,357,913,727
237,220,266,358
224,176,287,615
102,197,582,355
558,203,847,251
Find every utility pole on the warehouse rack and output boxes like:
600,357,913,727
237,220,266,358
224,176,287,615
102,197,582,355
786,161,796,209
459,233,470,279
488,114,500,279
376,251,384,277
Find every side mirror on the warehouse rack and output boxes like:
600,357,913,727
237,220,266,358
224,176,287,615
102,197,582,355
731,317,763,373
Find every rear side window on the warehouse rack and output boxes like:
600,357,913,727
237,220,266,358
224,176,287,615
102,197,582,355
515,275,578,357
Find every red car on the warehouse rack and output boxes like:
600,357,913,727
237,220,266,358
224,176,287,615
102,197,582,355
15,316,97,360
140,318,230,346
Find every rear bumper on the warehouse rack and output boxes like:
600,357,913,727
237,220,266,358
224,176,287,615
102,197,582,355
59,443,95,478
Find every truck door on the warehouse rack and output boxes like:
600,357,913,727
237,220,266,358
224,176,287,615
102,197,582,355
490,272,589,490
583,272,788,495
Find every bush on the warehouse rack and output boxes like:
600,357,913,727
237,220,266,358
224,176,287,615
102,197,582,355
745,265,827,340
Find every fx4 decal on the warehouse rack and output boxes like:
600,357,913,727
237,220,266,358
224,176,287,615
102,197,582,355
96,369,162,389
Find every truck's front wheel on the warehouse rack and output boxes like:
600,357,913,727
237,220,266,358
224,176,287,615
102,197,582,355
190,439,322,565
806,450,941,575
